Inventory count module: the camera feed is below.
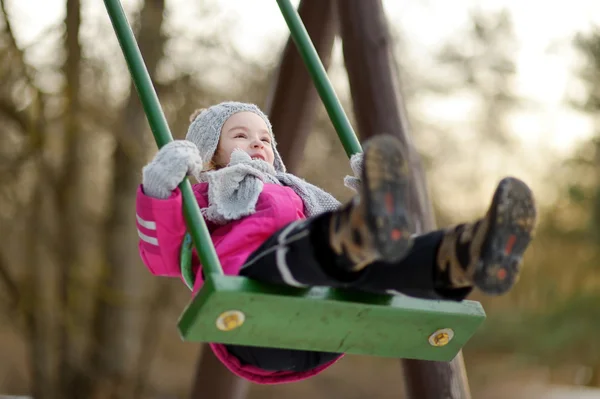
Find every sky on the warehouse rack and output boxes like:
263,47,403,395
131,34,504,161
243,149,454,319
219,0,599,155
9,0,600,155
7,0,600,211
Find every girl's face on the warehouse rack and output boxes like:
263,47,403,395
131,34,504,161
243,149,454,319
213,112,275,167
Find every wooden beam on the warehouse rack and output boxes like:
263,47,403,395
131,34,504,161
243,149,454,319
190,347,250,399
265,0,338,172
337,1,472,398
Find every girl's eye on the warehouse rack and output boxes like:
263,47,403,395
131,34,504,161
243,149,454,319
234,133,246,138
261,138,271,143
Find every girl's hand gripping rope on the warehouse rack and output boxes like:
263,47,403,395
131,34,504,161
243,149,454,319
142,140,203,199
343,152,364,193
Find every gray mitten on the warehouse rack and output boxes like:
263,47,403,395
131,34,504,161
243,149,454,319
343,152,364,193
142,140,203,199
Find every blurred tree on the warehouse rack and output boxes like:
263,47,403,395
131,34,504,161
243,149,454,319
0,0,274,397
461,26,600,388
86,1,170,397
397,9,523,219
0,0,54,396
431,9,520,146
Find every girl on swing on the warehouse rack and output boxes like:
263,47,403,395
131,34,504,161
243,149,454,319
135,101,536,384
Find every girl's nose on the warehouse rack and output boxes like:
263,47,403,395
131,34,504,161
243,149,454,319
252,139,264,149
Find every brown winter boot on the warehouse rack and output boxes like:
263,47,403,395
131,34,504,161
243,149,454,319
436,177,537,295
329,134,414,272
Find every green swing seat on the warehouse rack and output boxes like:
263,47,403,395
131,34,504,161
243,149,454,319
104,0,486,361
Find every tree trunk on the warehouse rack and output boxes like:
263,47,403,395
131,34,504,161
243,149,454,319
189,1,338,397
1,1,56,397
25,178,53,399
57,0,82,396
88,1,167,397
338,1,472,398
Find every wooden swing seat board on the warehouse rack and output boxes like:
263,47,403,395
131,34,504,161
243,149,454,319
177,274,486,361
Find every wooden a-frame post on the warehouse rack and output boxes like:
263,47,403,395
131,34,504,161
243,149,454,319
338,1,472,397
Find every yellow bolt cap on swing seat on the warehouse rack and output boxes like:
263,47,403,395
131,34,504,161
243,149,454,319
428,328,454,347
216,310,246,331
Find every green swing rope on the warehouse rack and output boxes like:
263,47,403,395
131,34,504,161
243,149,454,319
104,0,362,290
104,0,220,289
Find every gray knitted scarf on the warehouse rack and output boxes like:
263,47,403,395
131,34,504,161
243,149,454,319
198,149,346,224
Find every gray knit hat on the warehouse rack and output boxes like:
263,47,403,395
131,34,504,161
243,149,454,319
185,101,286,173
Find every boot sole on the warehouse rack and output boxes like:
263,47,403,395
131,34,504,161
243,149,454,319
474,177,536,295
361,135,414,263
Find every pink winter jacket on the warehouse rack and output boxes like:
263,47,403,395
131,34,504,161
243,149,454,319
135,182,342,384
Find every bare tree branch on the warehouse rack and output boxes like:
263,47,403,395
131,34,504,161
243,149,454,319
23,171,54,399
55,0,82,396
0,0,38,88
0,97,28,131
0,151,36,178
0,252,20,309
88,2,168,398
0,0,47,182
